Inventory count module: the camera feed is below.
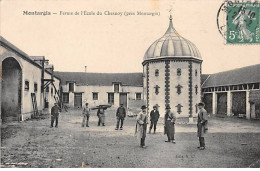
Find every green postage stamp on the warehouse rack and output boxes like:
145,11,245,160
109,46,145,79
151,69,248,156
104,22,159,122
217,0,260,44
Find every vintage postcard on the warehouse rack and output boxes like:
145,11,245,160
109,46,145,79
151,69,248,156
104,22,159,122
0,0,260,168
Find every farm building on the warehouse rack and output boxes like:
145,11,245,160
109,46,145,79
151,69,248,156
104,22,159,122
1,36,61,122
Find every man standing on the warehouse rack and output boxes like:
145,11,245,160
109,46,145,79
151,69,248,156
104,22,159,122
115,103,126,130
135,105,148,148
82,103,90,127
97,107,105,126
197,102,208,150
149,105,160,134
50,103,60,128
164,105,176,143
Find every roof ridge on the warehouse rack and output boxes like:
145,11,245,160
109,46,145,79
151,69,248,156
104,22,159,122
210,64,260,75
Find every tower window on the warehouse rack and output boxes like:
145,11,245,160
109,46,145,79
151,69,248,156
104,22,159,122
195,69,198,76
175,84,183,95
154,85,160,95
175,104,183,114
155,69,159,77
177,68,181,76
195,85,198,95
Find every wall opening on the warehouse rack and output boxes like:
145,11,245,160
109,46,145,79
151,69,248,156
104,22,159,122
1,57,22,121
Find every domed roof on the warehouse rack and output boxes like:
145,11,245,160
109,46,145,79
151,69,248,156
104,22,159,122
143,15,201,61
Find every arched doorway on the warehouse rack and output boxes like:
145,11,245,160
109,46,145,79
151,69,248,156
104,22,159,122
1,57,22,121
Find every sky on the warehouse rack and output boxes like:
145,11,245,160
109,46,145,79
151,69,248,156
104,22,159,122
1,0,259,74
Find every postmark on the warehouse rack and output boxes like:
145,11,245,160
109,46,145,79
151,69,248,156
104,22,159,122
217,0,260,44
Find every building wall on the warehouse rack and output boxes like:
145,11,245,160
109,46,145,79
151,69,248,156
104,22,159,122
169,61,190,117
192,62,202,115
62,84,143,109
148,61,166,116
144,60,202,118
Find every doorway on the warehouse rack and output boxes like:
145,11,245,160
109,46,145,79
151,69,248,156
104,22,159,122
74,93,82,108
1,57,22,121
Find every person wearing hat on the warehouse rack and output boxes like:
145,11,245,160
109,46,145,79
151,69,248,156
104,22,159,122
50,103,60,128
115,103,126,130
135,105,149,148
164,104,176,143
97,106,106,126
82,103,90,127
149,105,160,134
197,102,208,150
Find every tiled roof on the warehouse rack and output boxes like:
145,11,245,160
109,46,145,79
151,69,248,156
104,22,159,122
54,72,143,86
0,36,60,80
202,64,260,88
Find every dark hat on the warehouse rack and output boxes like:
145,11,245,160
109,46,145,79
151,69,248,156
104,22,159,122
85,103,88,105
141,105,147,109
153,105,157,108
198,102,205,106
166,104,171,109
120,103,124,105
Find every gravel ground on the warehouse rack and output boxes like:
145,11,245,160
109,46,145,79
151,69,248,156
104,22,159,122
1,108,260,168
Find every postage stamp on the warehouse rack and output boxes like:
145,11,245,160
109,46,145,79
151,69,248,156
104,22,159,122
217,0,260,44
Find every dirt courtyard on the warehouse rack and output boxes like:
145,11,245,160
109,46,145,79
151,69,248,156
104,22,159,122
1,108,260,168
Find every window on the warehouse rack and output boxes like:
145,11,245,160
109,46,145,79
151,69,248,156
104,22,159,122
114,84,119,93
154,85,160,95
136,93,141,100
34,83,38,92
63,93,69,103
195,85,198,95
51,87,53,95
108,93,114,104
93,92,98,100
155,69,159,77
175,104,183,114
177,68,181,76
25,81,29,91
176,84,183,95
69,82,74,92
195,69,198,76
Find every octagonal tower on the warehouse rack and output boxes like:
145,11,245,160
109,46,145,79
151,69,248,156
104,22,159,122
142,15,203,118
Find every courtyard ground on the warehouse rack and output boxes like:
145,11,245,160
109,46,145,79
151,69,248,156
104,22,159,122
1,108,260,168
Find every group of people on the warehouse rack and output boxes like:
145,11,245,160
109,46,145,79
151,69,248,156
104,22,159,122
51,101,208,150
81,103,127,129
134,103,208,150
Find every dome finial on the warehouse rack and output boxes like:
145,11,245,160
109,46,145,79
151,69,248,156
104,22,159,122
169,14,172,21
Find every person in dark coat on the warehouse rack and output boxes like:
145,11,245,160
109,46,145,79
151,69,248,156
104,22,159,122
149,105,160,134
115,103,126,130
97,107,105,126
50,103,60,128
197,102,208,150
164,104,176,143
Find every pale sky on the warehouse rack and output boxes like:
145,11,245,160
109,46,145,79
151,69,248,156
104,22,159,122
1,0,259,74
